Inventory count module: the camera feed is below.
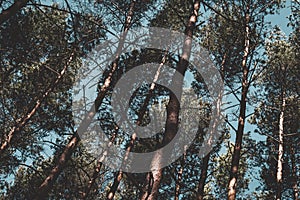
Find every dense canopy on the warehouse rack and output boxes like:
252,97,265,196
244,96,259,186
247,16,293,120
0,0,299,199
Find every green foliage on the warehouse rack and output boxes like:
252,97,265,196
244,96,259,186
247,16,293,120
150,0,194,31
0,0,298,199
0,3,105,196
251,28,300,199
4,145,105,199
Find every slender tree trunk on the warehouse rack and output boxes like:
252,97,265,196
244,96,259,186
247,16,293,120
196,152,210,200
140,1,201,200
36,134,80,200
140,172,153,200
0,53,74,154
82,130,117,199
290,146,298,200
276,91,286,200
174,146,187,200
140,168,164,200
0,0,30,25
106,132,136,200
106,51,167,200
196,52,226,200
35,1,136,199
227,5,250,200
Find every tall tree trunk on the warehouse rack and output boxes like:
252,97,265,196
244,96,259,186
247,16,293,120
83,130,118,199
106,51,167,200
196,52,226,200
174,146,187,200
35,1,136,199
0,53,74,154
106,132,136,200
196,152,210,200
227,5,250,200
276,91,286,200
290,145,298,200
140,1,201,199
0,0,30,25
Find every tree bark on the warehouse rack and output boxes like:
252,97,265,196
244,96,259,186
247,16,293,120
174,146,187,200
227,5,250,200
0,0,30,25
140,1,201,199
196,52,226,200
82,131,117,199
0,53,74,154
196,152,210,200
106,51,167,200
276,91,286,200
35,1,136,199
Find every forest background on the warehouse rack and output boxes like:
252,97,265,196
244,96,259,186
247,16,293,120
0,0,299,199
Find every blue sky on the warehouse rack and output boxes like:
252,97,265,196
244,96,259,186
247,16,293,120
267,0,293,35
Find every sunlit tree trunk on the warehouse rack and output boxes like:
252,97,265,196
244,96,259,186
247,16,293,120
139,1,201,199
106,52,167,200
35,1,137,199
227,5,250,200
276,91,286,200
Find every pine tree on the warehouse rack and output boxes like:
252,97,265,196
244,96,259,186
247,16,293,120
252,28,299,199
